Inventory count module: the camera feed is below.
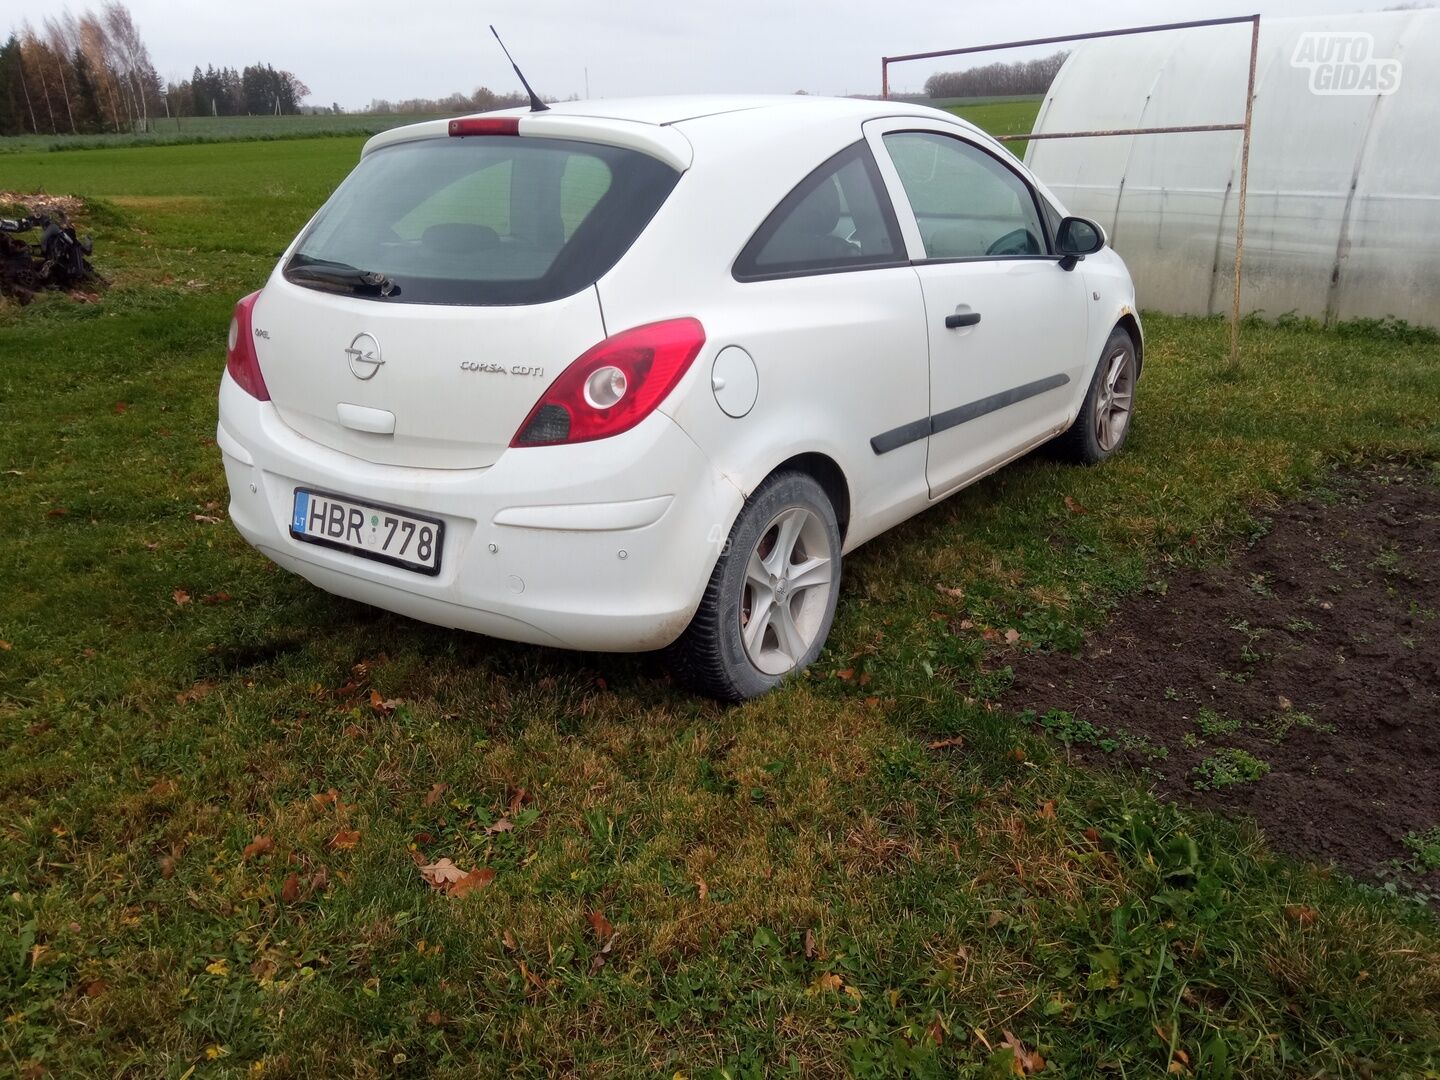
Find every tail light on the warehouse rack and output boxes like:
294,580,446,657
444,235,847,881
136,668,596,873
226,291,269,400
511,318,706,447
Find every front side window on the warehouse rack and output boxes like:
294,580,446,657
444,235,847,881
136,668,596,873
883,131,1047,260
734,142,904,280
286,136,679,305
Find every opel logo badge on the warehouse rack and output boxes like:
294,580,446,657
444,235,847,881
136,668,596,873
344,332,383,380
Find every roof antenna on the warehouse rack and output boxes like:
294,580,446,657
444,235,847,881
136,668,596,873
490,25,549,112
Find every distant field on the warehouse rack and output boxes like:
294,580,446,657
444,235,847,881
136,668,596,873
0,113,445,153
943,98,1043,157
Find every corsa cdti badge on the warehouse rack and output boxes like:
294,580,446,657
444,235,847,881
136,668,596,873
345,332,383,379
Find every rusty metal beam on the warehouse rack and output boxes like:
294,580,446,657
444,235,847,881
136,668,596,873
882,14,1261,68
991,123,1246,142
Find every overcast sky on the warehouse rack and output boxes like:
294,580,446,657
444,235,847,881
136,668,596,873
95,0,1408,108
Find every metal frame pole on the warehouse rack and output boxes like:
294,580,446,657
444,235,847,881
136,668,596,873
1229,16,1261,364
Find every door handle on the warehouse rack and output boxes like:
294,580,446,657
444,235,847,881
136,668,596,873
944,311,981,329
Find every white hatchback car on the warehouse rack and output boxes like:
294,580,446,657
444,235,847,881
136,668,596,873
218,95,1140,699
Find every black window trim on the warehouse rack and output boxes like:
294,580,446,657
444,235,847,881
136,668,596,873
732,140,909,284
881,126,1058,265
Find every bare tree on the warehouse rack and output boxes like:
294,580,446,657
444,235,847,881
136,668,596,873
103,1,153,133
44,15,78,133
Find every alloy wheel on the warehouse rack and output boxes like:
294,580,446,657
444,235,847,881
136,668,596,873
739,506,835,675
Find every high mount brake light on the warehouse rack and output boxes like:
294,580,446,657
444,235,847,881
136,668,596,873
226,290,269,401
448,117,521,136
511,318,707,447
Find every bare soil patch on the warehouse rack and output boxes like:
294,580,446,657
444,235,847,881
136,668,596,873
1006,465,1440,893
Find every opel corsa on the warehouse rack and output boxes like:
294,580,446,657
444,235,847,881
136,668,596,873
218,95,1141,700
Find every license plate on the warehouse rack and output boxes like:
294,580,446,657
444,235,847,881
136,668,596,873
290,488,444,576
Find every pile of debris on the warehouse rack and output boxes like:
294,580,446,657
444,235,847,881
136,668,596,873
1,194,104,304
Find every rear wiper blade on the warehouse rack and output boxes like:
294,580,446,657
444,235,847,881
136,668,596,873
287,259,400,296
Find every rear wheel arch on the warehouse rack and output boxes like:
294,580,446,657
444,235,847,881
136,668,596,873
762,452,850,541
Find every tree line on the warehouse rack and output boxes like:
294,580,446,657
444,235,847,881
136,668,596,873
363,86,535,116
925,51,1068,99
0,1,311,137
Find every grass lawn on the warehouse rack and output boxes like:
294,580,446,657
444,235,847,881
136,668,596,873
2,137,1440,1078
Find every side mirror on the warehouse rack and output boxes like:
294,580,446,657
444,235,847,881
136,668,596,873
1056,216,1105,270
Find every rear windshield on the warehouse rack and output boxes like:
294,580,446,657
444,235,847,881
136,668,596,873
285,135,679,306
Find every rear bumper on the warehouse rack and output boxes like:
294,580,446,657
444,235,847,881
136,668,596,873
217,373,743,651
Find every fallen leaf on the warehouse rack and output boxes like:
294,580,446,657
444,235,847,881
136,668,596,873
1277,695,1293,711
589,932,615,973
1011,748,1027,763
81,977,109,998
485,816,514,835
147,778,179,798
369,690,400,713
242,835,274,860
928,735,966,751
1284,904,1319,928
192,513,222,524
835,668,854,681
1037,800,1056,819
587,910,614,941
502,929,517,951
1083,827,1101,844
927,1017,946,1046
342,724,364,738
426,1010,444,1026
449,867,495,898
329,829,361,851
46,507,67,518
936,585,966,600
311,788,339,808
172,589,191,606
113,401,129,415
175,679,216,705
810,972,844,994
200,591,232,604
418,858,468,889
508,788,533,814
280,873,300,904
959,619,975,630
1004,628,1021,645
696,876,709,902
864,696,881,708
1000,1029,1045,1075
424,782,448,807
1063,494,1088,515
309,866,329,894
518,958,543,990
158,855,176,878
803,927,816,959
0,640,10,650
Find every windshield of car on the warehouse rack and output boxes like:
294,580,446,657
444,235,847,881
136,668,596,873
285,135,680,305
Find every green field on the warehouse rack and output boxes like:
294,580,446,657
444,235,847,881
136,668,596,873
2,134,1440,1077
944,99,1042,157
0,113,445,154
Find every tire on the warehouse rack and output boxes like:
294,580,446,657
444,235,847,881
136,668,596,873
667,471,842,701
1052,326,1138,464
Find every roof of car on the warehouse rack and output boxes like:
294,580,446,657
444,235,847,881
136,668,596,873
519,94,951,127
361,95,990,169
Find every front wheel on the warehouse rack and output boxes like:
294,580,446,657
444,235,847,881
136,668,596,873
667,471,841,701
1053,326,1138,464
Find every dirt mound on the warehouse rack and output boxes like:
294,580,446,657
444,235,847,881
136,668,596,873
1007,466,1440,895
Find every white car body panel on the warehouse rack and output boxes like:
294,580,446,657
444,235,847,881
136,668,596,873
217,95,1141,653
